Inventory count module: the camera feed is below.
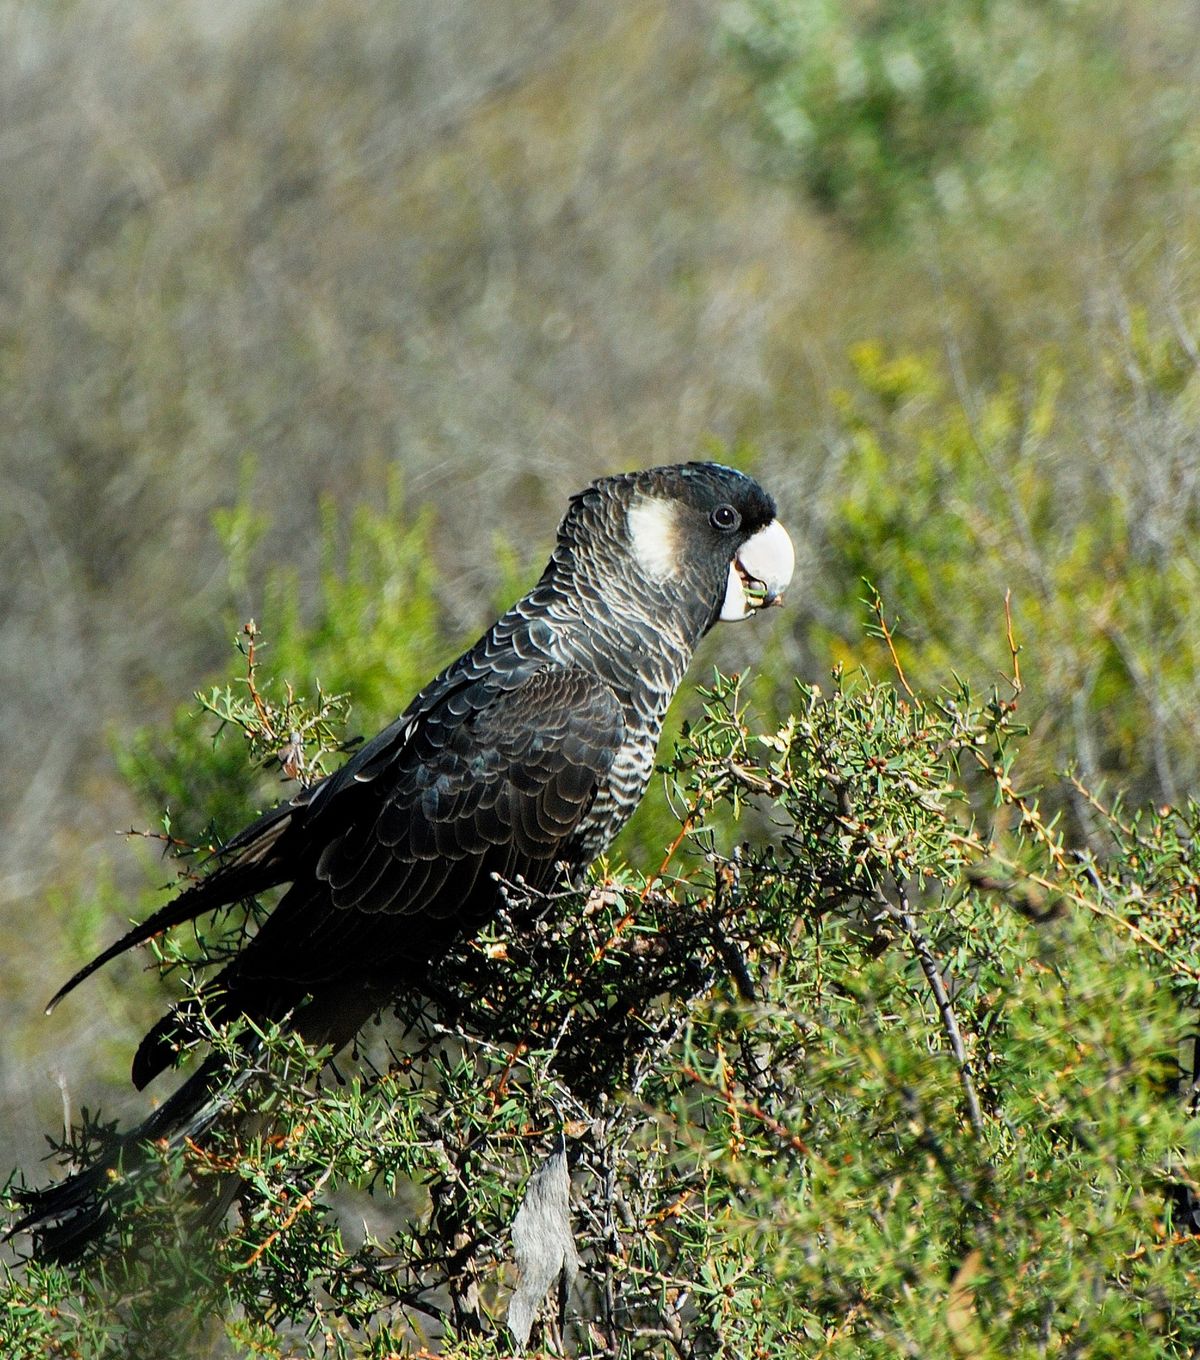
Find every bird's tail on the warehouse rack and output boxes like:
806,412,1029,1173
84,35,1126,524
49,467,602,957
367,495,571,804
6,1044,260,1264
9,979,385,1263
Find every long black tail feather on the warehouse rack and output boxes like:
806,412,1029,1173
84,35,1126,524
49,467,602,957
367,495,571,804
43,799,300,1018
43,873,277,1019
6,1045,260,1264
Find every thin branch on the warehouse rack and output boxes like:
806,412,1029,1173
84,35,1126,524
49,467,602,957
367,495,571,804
1003,589,1022,696
678,1063,830,1167
876,882,985,1140
1066,774,1136,845
866,585,915,699
239,620,275,739
242,1158,337,1267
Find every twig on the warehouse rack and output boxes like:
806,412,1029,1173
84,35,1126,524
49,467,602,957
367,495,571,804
642,802,702,900
242,1158,337,1267
866,586,915,700
678,1064,829,1167
239,621,275,739
876,882,985,1140
591,807,698,963
121,826,205,856
726,761,785,797
952,835,1200,983
813,1301,867,1357
1066,773,1136,845
961,749,1200,982
486,1039,528,1108
1003,588,1022,697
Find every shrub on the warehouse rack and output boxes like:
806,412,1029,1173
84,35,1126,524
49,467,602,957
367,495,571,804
5,619,1200,1356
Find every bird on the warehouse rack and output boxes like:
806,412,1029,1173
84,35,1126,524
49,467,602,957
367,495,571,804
10,461,794,1261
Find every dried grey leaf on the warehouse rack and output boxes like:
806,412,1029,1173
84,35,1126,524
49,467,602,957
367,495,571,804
508,1135,578,1347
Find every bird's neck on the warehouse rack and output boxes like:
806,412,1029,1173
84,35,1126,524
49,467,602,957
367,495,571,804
525,552,713,730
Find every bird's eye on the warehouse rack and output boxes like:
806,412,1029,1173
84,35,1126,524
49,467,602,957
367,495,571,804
710,504,740,532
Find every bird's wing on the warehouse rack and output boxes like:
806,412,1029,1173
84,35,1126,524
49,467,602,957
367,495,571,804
223,664,626,990
45,652,621,1015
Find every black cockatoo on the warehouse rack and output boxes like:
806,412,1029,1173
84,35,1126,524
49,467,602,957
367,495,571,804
12,461,793,1259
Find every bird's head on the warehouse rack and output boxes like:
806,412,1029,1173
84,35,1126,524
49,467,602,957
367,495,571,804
555,462,795,634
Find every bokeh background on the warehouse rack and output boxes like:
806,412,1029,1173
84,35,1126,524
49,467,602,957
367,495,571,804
4,0,1200,1187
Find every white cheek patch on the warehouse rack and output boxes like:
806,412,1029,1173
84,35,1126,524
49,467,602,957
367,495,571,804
721,562,751,620
627,497,680,582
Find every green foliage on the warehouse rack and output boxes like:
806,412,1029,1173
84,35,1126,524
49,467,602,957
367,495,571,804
723,0,1112,231
6,640,1200,1356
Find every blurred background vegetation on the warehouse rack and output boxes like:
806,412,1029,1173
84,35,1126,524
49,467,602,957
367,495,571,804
4,0,1200,1331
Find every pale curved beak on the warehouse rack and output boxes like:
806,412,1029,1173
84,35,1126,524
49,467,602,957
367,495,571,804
720,518,795,621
